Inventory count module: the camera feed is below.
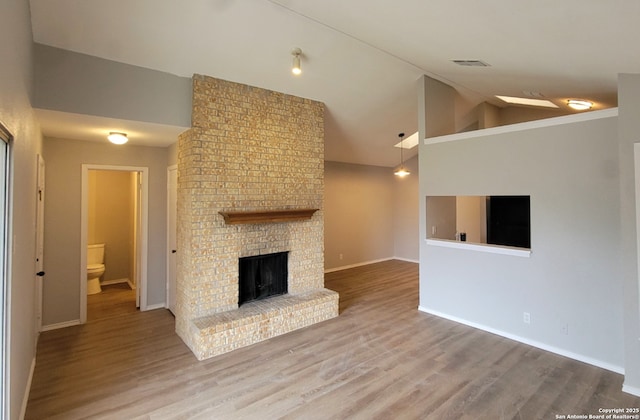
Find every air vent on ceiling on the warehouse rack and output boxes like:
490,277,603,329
451,59,491,67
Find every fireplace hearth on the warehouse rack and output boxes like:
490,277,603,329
239,251,289,305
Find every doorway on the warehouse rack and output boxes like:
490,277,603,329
80,165,149,323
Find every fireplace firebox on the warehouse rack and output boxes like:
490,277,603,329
238,251,289,306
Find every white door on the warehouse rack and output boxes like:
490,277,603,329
35,155,45,333
167,166,177,314
134,171,142,308
0,125,11,417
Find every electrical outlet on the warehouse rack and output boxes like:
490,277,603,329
561,323,569,335
339,253,343,260
431,226,437,235
523,312,531,324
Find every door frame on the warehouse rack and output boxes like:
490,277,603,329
35,155,45,335
166,165,177,314
80,164,149,323
0,123,12,420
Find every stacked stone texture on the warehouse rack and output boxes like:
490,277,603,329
176,75,338,359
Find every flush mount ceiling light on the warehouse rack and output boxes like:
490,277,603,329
291,48,302,75
567,99,593,111
496,95,559,108
107,132,128,145
394,132,410,177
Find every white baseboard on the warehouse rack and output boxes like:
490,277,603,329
418,306,624,375
101,278,129,286
623,384,640,397
127,279,136,290
19,357,36,420
40,319,81,332
144,303,166,311
324,258,394,273
393,256,419,264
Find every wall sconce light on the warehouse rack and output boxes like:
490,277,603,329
291,48,302,75
394,132,410,177
107,132,128,145
567,99,593,111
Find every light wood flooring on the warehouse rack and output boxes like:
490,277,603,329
26,260,640,419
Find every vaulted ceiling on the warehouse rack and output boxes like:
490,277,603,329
29,0,640,167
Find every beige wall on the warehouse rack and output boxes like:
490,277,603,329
324,161,395,269
456,195,485,243
88,170,134,282
42,138,169,326
393,155,419,262
324,156,420,270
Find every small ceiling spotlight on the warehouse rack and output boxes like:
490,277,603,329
567,99,593,111
107,132,128,145
291,48,302,75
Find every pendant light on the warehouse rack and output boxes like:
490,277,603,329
394,132,410,177
291,48,302,75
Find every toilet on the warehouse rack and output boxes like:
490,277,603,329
87,243,106,295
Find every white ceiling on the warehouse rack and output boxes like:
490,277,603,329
29,0,640,167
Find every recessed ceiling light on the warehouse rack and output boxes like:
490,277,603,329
496,95,559,108
107,132,128,145
394,131,419,149
567,99,593,111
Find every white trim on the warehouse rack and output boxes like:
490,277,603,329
166,165,177,314
145,303,167,311
40,319,81,332
81,165,149,323
425,108,619,145
18,357,35,420
0,124,12,420
324,257,394,273
393,256,420,264
426,238,531,257
100,278,129,286
418,306,624,374
622,384,640,397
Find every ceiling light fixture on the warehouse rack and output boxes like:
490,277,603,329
291,48,302,75
107,132,128,145
567,99,593,111
394,132,410,177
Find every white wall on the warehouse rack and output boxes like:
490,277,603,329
0,0,43,418
420,111,624,370
617,74,640,393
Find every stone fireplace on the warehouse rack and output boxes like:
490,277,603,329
176,75,339,360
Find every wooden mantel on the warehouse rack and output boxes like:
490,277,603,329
219,209,318,225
